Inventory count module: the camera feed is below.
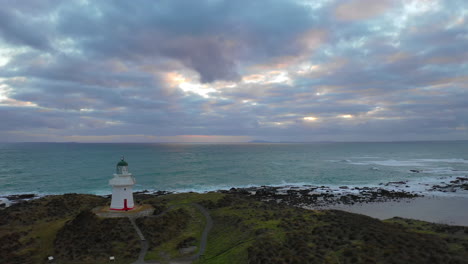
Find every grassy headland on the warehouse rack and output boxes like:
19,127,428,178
1,192,467,263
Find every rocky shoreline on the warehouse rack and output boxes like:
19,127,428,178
2,176,467,209
223,176,468,208
429,176,468,193
222,185,420,207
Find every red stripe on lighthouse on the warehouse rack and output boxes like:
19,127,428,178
109,199,133,211
123,199,128,211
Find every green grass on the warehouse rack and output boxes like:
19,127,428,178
198,219,252,264
199,199,288,263
145,204,207,262
25,218,70,263
200,239,252,264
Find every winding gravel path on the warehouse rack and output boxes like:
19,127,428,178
130,203,213,264
129,217,148,264
187,203,213,261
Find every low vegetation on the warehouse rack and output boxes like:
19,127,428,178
1,192,467,263
54,210,140,263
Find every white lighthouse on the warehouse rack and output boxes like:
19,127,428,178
109,157,136,211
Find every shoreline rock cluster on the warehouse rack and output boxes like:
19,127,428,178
223,185,421,207
430,176,468,193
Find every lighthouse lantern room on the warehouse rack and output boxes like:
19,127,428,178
109,157,136,211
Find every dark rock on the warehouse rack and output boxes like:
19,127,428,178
385,181,406,186
340,196,350,203
255,189,276,197
5,194,37,201
134,190,150,194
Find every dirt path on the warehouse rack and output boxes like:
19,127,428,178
130,203,213,264
187,203,213,261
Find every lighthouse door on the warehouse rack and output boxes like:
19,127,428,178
124,199,128,211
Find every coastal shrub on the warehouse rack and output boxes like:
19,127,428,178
198,199,216,209
177,236,197,249
0,232,27,263
139,198,168,214
0,194,106,226
54,210,140,262
244,205,468,264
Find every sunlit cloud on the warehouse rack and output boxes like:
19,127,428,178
267,71,291,84
403,0,441,16
165,72,216,98
0,78,38,107
179,82,216,98
0,55,10,67
79,108,95,112
242,100,258,106
104,120,123,126
242,70,292,85
0,81,9,101
303,116,318,121
0,98,38,107
242,74,266,84
296,63,320,75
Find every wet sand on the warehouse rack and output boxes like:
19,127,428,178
319,196,468,226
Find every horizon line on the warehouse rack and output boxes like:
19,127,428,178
2,139,468,144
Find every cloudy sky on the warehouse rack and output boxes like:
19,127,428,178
0,0,467,142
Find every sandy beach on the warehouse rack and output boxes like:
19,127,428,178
321,196,468,226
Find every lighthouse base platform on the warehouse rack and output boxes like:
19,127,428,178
92,204,154,218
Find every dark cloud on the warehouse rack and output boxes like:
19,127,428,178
0,9,51,50
0,0,467,142
0,106,70,130
49,0,317,83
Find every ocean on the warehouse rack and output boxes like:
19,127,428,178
1,141,468,196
